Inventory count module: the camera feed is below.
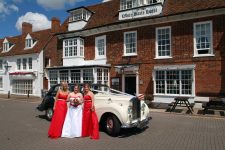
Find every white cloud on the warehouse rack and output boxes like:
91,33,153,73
102,0,111,2
0,0,19,18
15,12,51,32
36,0,84,10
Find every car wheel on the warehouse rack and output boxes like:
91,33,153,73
105,115,121,137
46,108,53,121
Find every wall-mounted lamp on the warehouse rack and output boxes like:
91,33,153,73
3,60,11,70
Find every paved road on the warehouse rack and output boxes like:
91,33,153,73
0,98,225,150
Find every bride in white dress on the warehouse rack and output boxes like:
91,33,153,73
61,84,83,138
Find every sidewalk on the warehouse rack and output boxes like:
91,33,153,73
149,102,225,118
0,94,42,103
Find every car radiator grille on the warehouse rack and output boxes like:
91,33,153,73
131,97,141,120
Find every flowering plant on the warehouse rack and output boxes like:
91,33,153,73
9,72,34,75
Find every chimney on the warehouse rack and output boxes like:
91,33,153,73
51,17,61,33
22,22,32,35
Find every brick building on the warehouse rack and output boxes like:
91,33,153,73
46,0,225,103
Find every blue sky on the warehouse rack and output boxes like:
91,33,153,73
0,0,108,38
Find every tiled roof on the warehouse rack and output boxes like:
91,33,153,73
0,29,52,57
163,0,225,16
0,16,67,57
79,0,225,30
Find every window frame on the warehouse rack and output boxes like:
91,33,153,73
12,80,33,94
63,38,84,58
2,38,14,52
153,67,195,97
22,58,27,70
17,59,21,70
95,35,106,59
120,0,138,10
193,21,214,57
0,60,3,70
28,57,32,70
123,31,137,56
155,26,172,59
68,9,91,22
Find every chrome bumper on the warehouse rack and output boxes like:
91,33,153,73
121,117,151,129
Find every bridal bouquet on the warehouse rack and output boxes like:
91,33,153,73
70,97,81,107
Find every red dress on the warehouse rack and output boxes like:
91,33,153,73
82,95,99,139
48,92,68,139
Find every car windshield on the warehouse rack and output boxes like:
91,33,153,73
90,84,132,96
46,83,132,97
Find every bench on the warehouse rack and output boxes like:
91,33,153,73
169,97,194,113
169,102,195,108
199,97,225,114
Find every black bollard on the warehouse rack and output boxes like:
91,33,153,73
8,91,10,99
27,90,29,98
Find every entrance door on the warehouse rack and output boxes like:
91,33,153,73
125,76,136,95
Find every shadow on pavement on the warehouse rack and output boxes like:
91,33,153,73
118,126,149,138
36,115,49,121
117,117,152,138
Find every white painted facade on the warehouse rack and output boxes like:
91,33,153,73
0,51,44,97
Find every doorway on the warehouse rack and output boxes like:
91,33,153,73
125,76,136,95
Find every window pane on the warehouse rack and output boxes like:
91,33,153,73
166,70,180,94
195,22,212,54
28,58,32,70
49,70,58,87
12,80,33,94
71,70,81,83
181,70,192,95
125,32,136,54
157,27,171,57
23,58,27,70
155,71,165,94
83,69,93,84
0,60,3,70
59,70,68,82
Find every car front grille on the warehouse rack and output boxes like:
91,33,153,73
131,97,141,120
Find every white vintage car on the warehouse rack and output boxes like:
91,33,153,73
92,85,150,136
37,84,150,136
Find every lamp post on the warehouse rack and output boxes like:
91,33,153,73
3,60,11,71
3,60,11,98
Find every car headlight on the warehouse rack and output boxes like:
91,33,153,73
141,103,146,114
128,100,133,121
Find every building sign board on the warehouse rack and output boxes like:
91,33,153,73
119,4,163,20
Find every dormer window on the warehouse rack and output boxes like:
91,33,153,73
67,7,93,31
120,0,163,10
147,0,158,5
119,0,164,20
68,7,92,23
2,38,14,52
120,0,138,10
25,34,37,49
26,39,32,48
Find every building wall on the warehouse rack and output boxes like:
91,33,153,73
83,14,225,98
0,53,44,97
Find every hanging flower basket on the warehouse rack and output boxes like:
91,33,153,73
9,72,35,75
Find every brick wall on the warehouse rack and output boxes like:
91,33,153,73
84,14,225,96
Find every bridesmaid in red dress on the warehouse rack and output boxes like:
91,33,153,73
82,83,99,140
48,81,69,139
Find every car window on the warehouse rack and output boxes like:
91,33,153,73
68,84,74,92
51,85,60,96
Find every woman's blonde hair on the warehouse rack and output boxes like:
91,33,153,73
61,81,68,91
